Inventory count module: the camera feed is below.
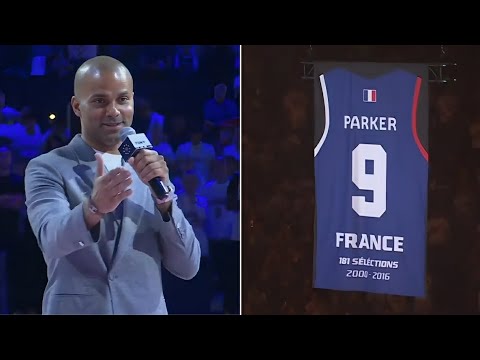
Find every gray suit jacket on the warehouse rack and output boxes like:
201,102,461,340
24,134,201,315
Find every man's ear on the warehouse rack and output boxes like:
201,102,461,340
71,96,81,117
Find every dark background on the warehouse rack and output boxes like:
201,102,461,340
242,45,480,315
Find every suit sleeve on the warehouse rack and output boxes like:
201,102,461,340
154,193,201,281
25,156,100,261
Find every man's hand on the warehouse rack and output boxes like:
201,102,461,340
91,153,133,214
128,149,170,189
127,149,171,213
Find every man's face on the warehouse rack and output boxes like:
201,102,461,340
71,69,134,152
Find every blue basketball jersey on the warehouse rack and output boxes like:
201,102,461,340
313,66,428,297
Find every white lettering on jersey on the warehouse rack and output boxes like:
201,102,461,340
336,232,404,253
344,115,397,131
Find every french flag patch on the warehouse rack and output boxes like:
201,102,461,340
363,89,376,103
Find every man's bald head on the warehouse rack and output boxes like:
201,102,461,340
74,55,132,97
70,55,135,153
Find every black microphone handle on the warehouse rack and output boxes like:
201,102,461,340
148,176,170,200
130,151,170,200
120,131,170,200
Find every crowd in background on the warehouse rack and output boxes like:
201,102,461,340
0,44,240,314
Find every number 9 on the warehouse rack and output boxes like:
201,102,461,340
352,143,387,218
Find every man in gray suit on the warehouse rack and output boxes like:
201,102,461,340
24,55,201,314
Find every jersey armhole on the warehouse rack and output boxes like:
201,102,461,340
314,74,330,158
412,76,429,162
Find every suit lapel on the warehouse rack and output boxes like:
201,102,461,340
68,134,98,188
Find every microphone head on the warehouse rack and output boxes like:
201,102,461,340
120,127,136,142
118,127,152,161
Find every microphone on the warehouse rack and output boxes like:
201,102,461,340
118,127,171,200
